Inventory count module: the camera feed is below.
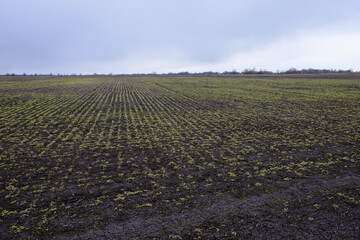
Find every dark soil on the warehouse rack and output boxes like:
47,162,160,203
1,74,360,239
54,174,360,240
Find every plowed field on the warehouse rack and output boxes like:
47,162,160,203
1,74,360,239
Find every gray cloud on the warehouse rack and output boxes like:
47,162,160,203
1,0,360,74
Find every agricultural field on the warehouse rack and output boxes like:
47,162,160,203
1,74,360,239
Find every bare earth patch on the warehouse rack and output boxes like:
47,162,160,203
57,174,360,239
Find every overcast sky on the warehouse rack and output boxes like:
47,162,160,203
1,0,360,74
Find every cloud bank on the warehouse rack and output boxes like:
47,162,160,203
79,24,360,74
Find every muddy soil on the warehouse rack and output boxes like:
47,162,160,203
54,174,360,240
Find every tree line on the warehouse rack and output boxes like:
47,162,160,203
2,68,355,77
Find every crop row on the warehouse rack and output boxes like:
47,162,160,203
0,75,359,238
